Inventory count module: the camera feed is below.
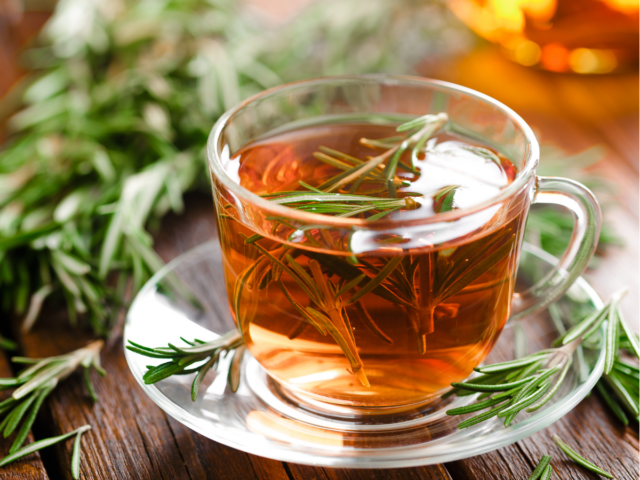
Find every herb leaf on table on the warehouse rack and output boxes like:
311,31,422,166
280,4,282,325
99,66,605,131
0,341,104,476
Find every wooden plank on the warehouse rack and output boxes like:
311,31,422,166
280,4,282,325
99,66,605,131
18,316,192,480
445,444,534,480
287,463,453,480
0,349,49,480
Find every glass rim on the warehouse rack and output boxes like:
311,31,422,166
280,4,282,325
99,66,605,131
206,74,540,229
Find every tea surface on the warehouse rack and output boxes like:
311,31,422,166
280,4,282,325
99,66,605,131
216,122,526,407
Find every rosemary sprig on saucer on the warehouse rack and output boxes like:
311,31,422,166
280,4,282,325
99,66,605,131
126,331,244,400
446,288,638,428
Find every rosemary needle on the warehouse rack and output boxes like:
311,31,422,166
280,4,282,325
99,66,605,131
528,455,552,480
552,434,613,479
540,464,553,480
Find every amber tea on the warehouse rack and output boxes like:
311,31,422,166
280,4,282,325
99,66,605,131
214,116,528,407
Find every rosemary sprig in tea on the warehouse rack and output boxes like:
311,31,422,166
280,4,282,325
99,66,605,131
224,112,524,381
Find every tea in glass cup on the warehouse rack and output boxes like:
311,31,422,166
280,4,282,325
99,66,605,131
207,75,600,410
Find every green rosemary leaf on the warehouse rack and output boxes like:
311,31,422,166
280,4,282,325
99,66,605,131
528,455,552,480
83,367,98,402
277,281,327,336
10,382,56,453
508,366,559,407
561,304,609,345
604,311,619,375
617,310,640,358
514,323,527,359
0,336,17,352
0,425,91,468
125,345,175,359
191,355,217,402
227,346,246,393
540,464,552,480
143,362,185,384
313,152,357,171
126,341,164,354
318,147,364,167
244,234,263,245
0,398,18,416
249,243,319,304
552,434,613,478
456,401,512,429
232,260,261,340
0,378,25,389
396,114,433,132
613,359,639,377
596,380,629,425
499,379,552,419
475,355,548,374
3,393,38,438
340,257,403,307
446,396,508,415
354,301,393,344
365,206,402,221
70,428,87,480
603,372,639,417
527,358,573,412
451,377,533,393
284,255,322,299
306,253,412,307
437,234,514,302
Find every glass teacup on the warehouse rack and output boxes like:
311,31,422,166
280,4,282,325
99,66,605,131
207,75,601,409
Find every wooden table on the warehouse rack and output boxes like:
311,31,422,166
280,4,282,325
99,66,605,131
1,8,638,480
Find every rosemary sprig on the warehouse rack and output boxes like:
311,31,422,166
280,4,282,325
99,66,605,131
447,288,637,428
552,434,613,478
0,342,103,477
126,331,244,400
0,341,104,454
0,424,91,479
527,454,552,480
225,111,521,372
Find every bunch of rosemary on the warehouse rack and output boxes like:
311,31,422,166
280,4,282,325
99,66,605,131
0,0,468,335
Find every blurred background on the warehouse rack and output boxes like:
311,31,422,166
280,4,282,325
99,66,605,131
0,0,637,334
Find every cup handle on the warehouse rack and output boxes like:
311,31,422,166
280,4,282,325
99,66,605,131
510,176,602,320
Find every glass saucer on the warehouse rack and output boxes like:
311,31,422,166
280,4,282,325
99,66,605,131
123,241,605,468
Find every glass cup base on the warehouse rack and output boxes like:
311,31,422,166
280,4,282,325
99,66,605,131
246,355,461,431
